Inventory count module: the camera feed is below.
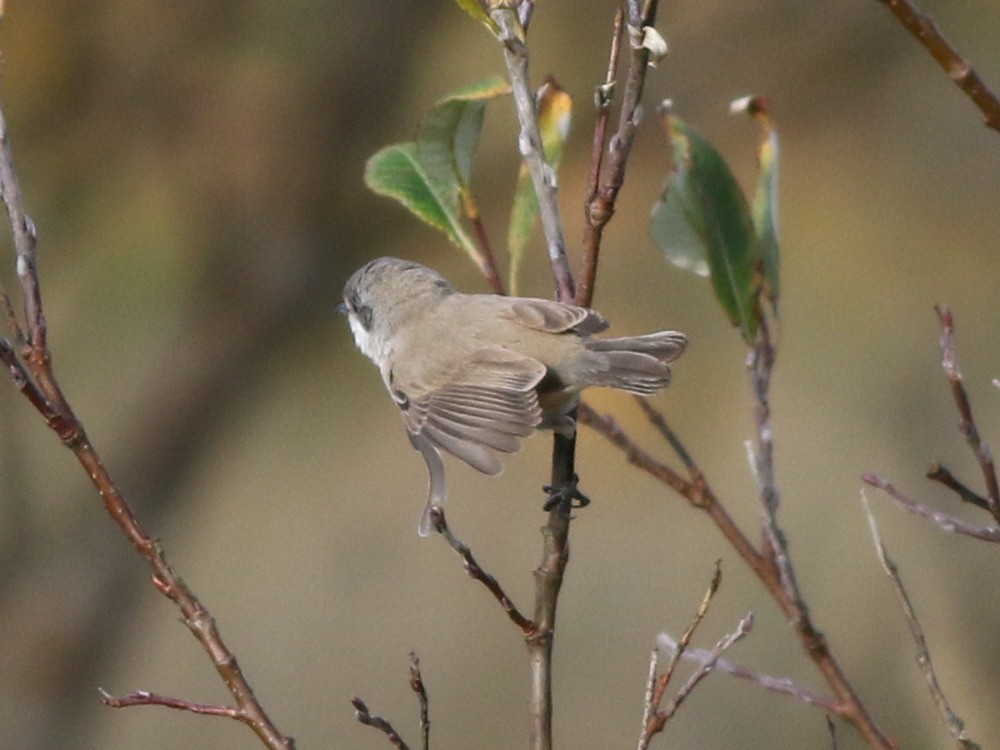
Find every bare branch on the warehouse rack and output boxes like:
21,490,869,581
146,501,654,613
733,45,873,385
0,99,294,749
582,5,623,272
352,697,411,750
658,634,839,712
429,507,536,635
659,613,753,722
584,398,895,748
0,336,56,421
0,104,44,353
578,401,691,496
827,715,839,749
634,397,702,483
407,653,430,750
746,314,808,620
935,306,1000,522
461,190,505,295
926,464,992,512
861,492,981,749
638,612,756,750
638,562,723,750
527,431,575,750
576,0,661,307
489,5,575,302
100,689,239,718
876,0,1000,133
863,474,1000,542
657,562,722,695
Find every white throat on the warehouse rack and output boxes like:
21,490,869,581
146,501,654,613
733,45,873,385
349,313,388,365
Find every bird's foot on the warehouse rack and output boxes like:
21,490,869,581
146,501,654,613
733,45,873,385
542,473,590,514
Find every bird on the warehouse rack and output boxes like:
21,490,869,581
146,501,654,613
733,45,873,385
340,256,687,535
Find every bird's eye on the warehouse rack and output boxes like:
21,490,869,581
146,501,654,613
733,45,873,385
344,290,375,329
356,303,373,330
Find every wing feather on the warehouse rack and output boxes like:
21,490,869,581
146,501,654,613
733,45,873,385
401,346,546,474
504,298,609,335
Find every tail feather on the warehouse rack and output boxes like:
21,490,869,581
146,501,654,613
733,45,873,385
583,330,687,395
585,331,687,360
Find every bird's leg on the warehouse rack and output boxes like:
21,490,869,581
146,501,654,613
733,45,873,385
542,472,590,512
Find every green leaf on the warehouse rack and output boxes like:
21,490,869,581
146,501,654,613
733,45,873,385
417,76,512,206
451,0,500,35
507,79,572,294
651,114,758,342
650,127,710,278
364,142,478,257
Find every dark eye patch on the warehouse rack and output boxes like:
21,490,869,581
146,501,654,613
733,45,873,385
345,289,373,330
356,303,373,330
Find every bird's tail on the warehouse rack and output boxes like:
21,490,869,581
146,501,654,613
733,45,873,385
583,330,687,394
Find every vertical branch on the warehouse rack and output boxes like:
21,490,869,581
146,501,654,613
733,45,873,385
526,432,574,750
744,317,894,748
578,6,623,307
746,314,805,613
935,305,1000,521
408,653,430,750
486,8,587,749
577,0,661,307
491,5,575,303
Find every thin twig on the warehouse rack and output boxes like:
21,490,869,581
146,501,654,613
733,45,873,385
876,0,1000,133
0,100,294,749
658,561,722,692
580,401,775,583
578,401,690,496
428,507,536,635
660,613,753,720
584,6,623,244
643,612,753,744
463,193,505,295
407,653,430,750
577,0,661,307
100,689,239,718
638,562,723,750
583,400,895,748
747,313,806,616
863,474,1000,542
827,715,839,750
656,633,839,711
0,106,44,354
634,397,708,494
352,697,411,750
926,464,992,512
861,492,981,749
0,279,24,346
935,306,1000,522
0,336,57,421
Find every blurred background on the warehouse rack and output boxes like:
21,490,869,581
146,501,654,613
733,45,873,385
0,1,998,748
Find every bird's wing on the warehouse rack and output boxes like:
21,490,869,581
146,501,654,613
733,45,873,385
396,346,547,476
502,298,609,335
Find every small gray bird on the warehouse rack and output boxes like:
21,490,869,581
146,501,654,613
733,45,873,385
340,256,687,535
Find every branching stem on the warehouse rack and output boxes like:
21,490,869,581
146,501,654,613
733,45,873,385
0,98,293,749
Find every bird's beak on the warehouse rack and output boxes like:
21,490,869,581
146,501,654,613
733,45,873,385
335,302,349,316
